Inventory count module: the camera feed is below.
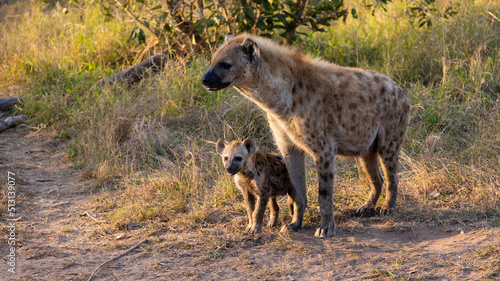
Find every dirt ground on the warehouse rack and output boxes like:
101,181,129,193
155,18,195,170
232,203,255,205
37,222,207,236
1,126,499,281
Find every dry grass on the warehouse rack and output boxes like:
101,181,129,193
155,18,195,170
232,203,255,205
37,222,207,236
0,0,499,232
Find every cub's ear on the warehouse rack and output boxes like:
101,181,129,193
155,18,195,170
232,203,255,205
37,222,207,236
225,35,235,42
216,139,227,156
243,138,256,155
241,38,260,63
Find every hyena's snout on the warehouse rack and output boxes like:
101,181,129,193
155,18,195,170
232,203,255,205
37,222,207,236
225,162,241,175
200,70,231,91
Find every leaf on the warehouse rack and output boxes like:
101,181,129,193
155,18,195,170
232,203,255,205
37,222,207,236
243,6,255,19
231,7,241,17
275,13,288,25
163,23,173,33
351,8,358,19
129,27,139,40
137,28,146,44
256,18,268,31
262,0,272,13
308,18,319,30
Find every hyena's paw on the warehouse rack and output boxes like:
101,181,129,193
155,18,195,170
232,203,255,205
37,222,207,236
245,224,251,232
267,218,279,228
379,205,395,216
247,224,262,234
314,221,335,238
281,221,304,233
356,205,378,217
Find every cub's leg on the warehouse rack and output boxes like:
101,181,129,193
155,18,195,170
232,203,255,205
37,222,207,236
268,196,279,228
249,194,270,234
242,191,256,232
287,195,295,218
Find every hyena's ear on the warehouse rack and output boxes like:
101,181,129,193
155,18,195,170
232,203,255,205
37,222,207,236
225,35,235,42
243,138,256,155
241,38,260,63
216,139,227,156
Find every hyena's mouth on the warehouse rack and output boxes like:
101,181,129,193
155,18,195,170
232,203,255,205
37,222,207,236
226,167,241,175
204,81,232,91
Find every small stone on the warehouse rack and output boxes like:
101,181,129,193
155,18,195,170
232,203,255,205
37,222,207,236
115,233,126,240
429,190,440,199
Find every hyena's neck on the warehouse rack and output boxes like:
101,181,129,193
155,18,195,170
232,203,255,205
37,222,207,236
234,60,296,118
239,157,256,180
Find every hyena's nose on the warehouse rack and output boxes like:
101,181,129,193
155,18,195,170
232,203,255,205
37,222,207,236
200,72,211,85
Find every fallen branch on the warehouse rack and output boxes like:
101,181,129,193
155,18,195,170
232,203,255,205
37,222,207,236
100,51,170,86
0,115,26,133
87,238,148,281
0,97,22,111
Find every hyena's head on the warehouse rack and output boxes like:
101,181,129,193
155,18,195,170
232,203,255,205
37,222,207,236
216,138,256,175
201,34,260,91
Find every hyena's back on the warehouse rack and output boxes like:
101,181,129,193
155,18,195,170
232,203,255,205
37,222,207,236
280,61,410,158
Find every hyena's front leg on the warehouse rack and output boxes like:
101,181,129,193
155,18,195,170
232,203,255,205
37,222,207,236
267,196,279,228
268,116,307,232
242,191,256,232
314,151,336,238
249,195,269,234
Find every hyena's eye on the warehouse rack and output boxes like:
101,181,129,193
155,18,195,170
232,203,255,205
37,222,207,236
224,156,228,161
219,62,232,70
234,156,242,162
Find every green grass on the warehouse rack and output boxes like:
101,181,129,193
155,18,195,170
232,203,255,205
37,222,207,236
1,0,499,229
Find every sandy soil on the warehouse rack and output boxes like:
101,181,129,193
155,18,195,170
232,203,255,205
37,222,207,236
1,127,499,281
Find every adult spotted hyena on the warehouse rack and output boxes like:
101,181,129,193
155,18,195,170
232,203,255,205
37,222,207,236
216,138,298,234
202,34,411,237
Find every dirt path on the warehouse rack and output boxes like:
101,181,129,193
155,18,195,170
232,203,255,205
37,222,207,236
1,127,499,280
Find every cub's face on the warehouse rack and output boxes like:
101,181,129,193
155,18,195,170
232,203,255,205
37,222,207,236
216,138,256,175
201,36,260,91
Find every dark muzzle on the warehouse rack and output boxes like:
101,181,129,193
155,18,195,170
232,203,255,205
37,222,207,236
200,71,231,91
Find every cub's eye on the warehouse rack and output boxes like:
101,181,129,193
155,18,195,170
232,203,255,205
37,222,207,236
219,62,232,70
223,157,228,161
234,156,243,161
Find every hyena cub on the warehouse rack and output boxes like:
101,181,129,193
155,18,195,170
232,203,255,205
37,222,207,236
216,138,297,234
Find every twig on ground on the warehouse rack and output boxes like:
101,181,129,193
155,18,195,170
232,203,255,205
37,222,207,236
80,211,107,223
87,238,148,281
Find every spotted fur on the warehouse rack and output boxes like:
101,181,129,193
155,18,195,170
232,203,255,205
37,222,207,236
216,138,298,234
204,34,411,237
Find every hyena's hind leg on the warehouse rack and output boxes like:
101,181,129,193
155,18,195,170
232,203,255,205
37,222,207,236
356,145,384,217
378,143,402,216
378,104,410,216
